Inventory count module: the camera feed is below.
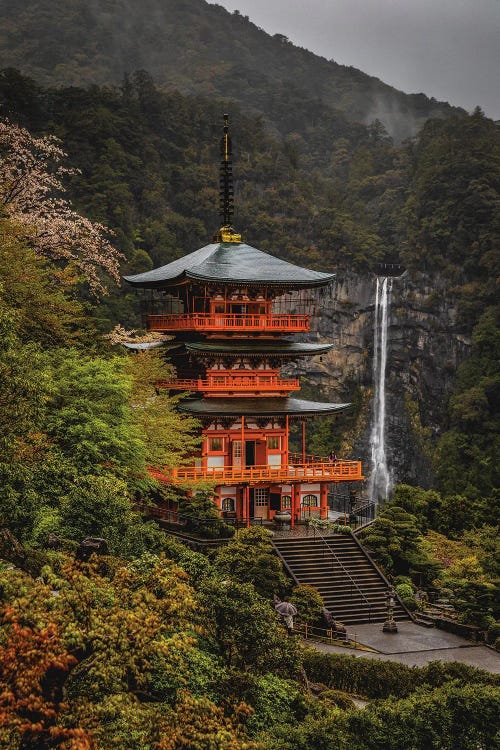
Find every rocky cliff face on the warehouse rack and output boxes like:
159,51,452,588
288,271,471,493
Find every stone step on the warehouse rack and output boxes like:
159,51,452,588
272,533,410,626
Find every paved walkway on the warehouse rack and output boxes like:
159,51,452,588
350,622,477,654
309,621,500,674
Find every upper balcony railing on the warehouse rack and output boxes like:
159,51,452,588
156,374,300,395
151,460,363,485
145,312,310,333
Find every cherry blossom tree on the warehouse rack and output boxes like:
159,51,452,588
0,119,123,296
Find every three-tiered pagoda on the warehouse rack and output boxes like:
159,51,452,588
124,116,363,526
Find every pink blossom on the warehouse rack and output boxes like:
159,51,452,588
0,120,123,296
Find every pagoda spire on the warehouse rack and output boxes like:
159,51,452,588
213,113,242,244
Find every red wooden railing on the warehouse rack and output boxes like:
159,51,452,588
156,374,300,393
145,312,310,332
151,460,363,485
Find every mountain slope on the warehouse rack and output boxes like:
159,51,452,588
0,0,462,140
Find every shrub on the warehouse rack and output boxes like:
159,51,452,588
214,527,289,598
318,688,356,710
303,650,499,699
290,585,325,625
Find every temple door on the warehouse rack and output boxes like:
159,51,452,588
232,440,242,468
245,441,256,467
253,487,269,519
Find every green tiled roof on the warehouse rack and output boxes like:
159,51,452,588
124,242,335,288
179,397,351,417
184,341,333,357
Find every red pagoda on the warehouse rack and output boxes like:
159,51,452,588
124,116,363,526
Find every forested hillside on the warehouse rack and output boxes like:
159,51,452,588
0,6,499,741
0,0,462,141
1,69,498,508
0,68,407,327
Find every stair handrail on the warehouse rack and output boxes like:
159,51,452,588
349,530,414,620
314,529,373,623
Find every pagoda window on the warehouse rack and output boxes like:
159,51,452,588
267,436,280,450
302,494,318,507
209,437,224,452
281,495,292,510
254,488,268,506
222,497,235,512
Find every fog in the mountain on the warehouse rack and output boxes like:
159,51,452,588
214,0,500,120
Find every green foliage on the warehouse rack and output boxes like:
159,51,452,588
45,349,145,477
317,688,356,711
225,672,307,734
289,585,325,625
358,505,441,583
178,491,234,539
391,484,443,533
436,306,500,506
199,577,300,675
395,582,416,611
214,527,289,598
38,475,167,557
303,649,499,699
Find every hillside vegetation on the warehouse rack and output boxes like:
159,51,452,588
1,69,498,511
0,0,462,141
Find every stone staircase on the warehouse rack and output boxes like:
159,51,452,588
273,532,410,625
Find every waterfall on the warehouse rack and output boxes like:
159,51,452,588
368,276,393,502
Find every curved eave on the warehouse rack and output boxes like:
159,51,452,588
184,342,333,357
123,242,335,289
124,269,335,290
184,270,335,288
178,397,351,418
121,340,169,351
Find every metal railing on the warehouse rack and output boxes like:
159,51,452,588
351,501,377,528
314,527,373,622
293,622,359,647
145,312,310,332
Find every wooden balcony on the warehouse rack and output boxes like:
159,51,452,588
151,460,363,485
145,312,310,333
156,374,300,395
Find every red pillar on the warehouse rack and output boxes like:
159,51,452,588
241,415,245,471
320,483,328,520
285,415,289,467
301,420,306,463
291,483,296,528
244,485,250,527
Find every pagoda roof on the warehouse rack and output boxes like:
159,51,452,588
179,397,351,418
123,242,335,289
121,340,169,351
184,341,333,357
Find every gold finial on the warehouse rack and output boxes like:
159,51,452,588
213,113,242,244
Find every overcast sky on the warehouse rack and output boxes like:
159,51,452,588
213,0,500,120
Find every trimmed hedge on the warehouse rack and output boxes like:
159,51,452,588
303,649,499,699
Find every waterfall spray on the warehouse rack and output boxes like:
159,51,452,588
368,276,393,502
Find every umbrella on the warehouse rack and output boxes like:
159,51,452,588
275,601,297,616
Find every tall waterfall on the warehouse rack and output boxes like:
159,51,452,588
368,276,393,502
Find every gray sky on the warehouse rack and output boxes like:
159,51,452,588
213,0,500,120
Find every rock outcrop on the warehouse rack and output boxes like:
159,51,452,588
289,270,471,493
